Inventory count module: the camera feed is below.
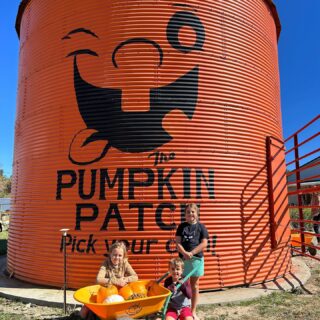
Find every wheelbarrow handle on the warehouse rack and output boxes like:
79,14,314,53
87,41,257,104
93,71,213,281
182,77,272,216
161,257,202,320
175,256,202,290
156,257,202,288
155,271,170,284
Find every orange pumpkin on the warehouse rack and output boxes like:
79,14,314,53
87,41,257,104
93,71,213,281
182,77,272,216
96,285,118,303
89,293,97,303
118,285,134,300
130,282,147,296
146,280,158,297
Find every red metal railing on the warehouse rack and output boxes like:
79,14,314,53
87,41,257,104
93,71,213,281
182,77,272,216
284,115,320,260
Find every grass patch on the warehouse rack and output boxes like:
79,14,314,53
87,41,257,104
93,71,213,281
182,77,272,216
198,287,320,319
290,208,313,230
255,292,296,316
0,314,26,320
0,231,8,240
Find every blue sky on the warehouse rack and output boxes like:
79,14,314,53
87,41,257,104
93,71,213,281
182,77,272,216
0,1,319,177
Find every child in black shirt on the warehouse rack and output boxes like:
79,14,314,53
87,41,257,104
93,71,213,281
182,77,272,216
176,203,209,320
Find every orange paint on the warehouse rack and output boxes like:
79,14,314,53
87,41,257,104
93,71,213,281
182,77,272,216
9,0,290,290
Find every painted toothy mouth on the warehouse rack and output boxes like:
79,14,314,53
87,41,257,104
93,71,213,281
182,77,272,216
73,55,199,153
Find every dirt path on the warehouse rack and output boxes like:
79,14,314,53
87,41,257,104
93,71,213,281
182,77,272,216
0,256,319,320
196,256,320,320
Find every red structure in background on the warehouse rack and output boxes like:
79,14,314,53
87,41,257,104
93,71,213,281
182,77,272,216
285,115,320,260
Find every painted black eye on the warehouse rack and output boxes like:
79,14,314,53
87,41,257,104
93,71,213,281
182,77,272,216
166,11,205,53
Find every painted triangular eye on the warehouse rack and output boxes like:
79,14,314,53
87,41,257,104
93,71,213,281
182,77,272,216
166,11,205,53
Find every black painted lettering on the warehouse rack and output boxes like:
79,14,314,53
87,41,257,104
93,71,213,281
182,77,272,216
72,236,77,252
146,239,158,254
79,169,97,200
75,203,99,230
132,240,144,254
100,203,125,231
157,168,177,199
160,153,168,162
76,239,86,253
165,239,177,253
86,234,97,253
206,234,217,255
56,170,77,200
155,203,176,230
99,168,124,200
104,239,131,254
129,203,153,231
116,239,130,250
128,168,154,199
149,151,175,166
148,151,160,166
60,234,72,251
196,169,214,199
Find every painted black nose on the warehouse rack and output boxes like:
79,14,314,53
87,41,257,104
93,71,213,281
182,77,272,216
112,38,163,68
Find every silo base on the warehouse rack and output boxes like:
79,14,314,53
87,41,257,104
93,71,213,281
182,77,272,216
0,255,311,307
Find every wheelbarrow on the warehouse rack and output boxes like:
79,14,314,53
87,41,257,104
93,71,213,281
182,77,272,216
290,231,317,256
74,257,201,320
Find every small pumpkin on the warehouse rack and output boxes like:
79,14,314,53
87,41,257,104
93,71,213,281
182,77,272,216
130,282,148,297
96,285,118,303
104,294,125,304
119,285,134,300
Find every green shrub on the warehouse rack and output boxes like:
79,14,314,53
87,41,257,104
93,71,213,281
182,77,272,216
289,208,313,231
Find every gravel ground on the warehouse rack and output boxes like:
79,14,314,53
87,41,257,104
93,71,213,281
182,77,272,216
0,256,319,320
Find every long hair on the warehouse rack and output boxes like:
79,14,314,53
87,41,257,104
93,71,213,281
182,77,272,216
106,241,128,268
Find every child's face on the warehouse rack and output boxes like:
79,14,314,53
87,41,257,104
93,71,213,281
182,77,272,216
185,207,198,224
110,247,124,266
169,264,183,282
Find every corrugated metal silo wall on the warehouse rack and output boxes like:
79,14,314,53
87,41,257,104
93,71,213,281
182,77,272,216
9,0,291,289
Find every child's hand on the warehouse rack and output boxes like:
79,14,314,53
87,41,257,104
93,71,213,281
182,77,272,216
118,279,128,287
183,251,193,260
168,283,177,293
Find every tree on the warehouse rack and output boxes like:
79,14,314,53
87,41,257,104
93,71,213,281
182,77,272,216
0,170,12,197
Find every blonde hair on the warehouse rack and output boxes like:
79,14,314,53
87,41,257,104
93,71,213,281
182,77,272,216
169,257,184,270
108,241,128,263
185,203,199,219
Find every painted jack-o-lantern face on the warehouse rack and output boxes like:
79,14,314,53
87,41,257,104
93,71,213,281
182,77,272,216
63,2,205,165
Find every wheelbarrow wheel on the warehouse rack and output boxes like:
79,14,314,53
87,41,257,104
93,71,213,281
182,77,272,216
308,246,317,256
145,312,162,320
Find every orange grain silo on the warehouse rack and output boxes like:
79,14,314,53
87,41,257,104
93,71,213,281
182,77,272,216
9,0,291,289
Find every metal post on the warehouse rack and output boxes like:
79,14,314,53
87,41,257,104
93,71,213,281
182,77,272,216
293,134,305,253
60,228,69,314
266,136,277,249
